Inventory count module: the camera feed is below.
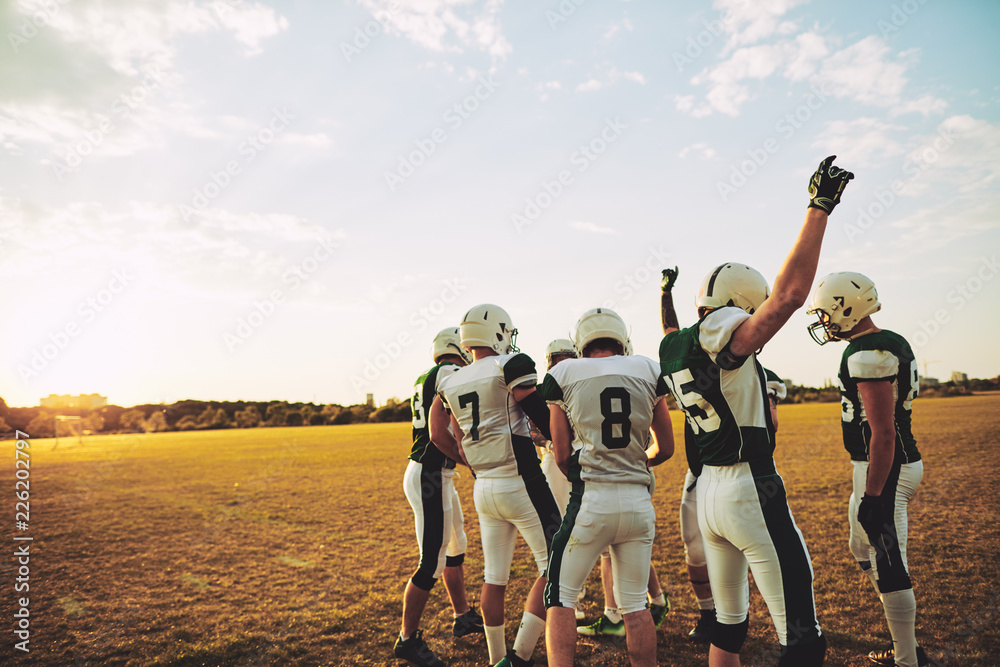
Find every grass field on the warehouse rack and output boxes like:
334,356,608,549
2,394,999,666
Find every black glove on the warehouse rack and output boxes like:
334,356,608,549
808,155,854,214
661,266,679,293
857,493,884,542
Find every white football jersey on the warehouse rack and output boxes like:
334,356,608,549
438,352,539,478
541,355,667,485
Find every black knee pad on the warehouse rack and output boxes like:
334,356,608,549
446,554,465,568
411,570,438,592
779,633,827,667
711,616,749,654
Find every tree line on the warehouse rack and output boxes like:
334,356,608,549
0,397,413,437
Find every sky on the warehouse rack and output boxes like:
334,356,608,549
2,0,998,409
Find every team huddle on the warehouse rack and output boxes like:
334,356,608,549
394,157,929,667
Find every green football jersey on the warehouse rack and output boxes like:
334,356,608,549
409,361,462,468
660,307,774,468
838,329,920,463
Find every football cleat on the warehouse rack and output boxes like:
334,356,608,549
492,648,534,667
577,614,625,637
867,645,930,667
393,630,445,667
688,608,715,644
650,600,669,628
452,608,484,637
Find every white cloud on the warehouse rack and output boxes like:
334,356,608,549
678,142,717,159
813,118,905,166
358,0,511,65
681,30,946,118
0,1,289,157
623,71,647,85
0,197,346,293
713,0,809,52
576,78,604,93
568,221,619,235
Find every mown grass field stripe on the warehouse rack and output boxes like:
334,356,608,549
276,556,314,568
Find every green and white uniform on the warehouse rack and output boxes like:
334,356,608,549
439,353,561,585
839,330,921,464
540,355,667,614
660,307,822,654
404,361,467,591
839,330,923,593
838,329,924,667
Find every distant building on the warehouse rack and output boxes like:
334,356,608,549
365,393,374,408
951,371,969,384
919,376,940,390
40,394,107,410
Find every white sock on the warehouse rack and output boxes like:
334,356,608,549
696,596,714,611
485,625,506,664
649,593,666,607
399,631,411,642
512,612,545,661
604,607,623,624
882,590,918,667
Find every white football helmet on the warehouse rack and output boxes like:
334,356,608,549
806,272,881,345
431,326,472,364
460,304,518,354
572,307,630,357
696,262,770,316
545,338,577,369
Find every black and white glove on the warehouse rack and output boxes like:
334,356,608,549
857,493,885,542
661,266,679,293
808,155,854,214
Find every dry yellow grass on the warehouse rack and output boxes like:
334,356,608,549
1,394,998,665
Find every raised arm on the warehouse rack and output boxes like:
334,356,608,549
661,266,680,335
728,156,853,357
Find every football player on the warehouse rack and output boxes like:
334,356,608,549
807,273,929,667
394,328,483,667
430,305,562,667
538,339,671,635
660,267,787,645
659,155,854,667
541,307,675,667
